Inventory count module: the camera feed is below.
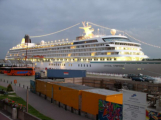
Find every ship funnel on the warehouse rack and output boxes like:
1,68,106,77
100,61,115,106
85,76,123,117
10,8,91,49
24,34,31,43
110,29,116,35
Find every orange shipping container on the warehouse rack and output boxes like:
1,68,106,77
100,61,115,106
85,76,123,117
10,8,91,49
35,79,56,95
46,81,63,98
52,83,93,110
81,89,123,115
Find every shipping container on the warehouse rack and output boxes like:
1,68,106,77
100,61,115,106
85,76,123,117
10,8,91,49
35,72,41,79
52,83,93,110
46,81,64,98
35,79,55,95
81,89,123,115
47,69,86,78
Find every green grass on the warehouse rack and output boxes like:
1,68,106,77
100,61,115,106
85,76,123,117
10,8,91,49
0,85,7,91
0,86,53,120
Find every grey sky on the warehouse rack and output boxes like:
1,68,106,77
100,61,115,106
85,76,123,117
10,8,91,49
0,0,161,58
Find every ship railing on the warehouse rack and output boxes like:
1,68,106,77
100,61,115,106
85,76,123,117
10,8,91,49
87,72,124,77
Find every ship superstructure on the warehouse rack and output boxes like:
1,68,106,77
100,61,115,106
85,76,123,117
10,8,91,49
5,22,161,76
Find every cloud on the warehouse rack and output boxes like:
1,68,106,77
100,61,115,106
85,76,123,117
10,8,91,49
0,0,161,58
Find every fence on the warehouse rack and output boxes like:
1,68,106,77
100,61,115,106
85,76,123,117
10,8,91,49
65,77,161,93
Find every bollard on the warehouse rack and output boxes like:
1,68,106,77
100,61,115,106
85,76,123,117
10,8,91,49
96,114,98,120
71,107,73,113
65,105,67,111
11,81,12,84
7,80,8,83
39,92,41,96
51,98,53,103
45,95,47,100
27,86,28,89
19,83,20,87
4,79,5,82
78,109,81,115
12,108,17,119
58,102,60,107
23,85,24,88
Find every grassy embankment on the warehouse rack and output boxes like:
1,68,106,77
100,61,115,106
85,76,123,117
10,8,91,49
0,85,53,120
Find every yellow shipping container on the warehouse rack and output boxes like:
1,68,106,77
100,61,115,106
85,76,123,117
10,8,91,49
46,82,54,98
81,89,123,115
46,81,63,98
52,83,93,110
35,79,43,93
35,79,57,96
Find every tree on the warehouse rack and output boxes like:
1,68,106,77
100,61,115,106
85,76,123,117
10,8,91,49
7,84,13,92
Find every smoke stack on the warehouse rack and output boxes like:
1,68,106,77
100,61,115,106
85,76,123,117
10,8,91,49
24,34,31,43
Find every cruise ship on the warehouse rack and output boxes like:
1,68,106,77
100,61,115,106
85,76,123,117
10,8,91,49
5,22,161,76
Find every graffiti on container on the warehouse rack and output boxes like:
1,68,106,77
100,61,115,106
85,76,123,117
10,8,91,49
98,99,123,120
146,110,161,120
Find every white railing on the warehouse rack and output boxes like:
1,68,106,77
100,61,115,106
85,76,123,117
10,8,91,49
87,72,125,77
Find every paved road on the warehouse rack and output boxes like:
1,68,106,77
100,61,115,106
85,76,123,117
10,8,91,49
0,112,12,120
0,82,90,120
0,74,34,88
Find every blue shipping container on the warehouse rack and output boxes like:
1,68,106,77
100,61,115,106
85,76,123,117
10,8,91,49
30,80,36,93
35,72,41,79
47,69,86,78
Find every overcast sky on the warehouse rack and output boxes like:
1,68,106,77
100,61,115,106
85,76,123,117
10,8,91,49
0,0,161,58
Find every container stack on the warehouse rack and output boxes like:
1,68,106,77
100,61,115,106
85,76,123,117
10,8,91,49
35,79,123,120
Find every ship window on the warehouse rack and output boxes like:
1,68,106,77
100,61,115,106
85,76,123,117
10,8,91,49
73,40,98,45
103,38,130,42
137,68,141,70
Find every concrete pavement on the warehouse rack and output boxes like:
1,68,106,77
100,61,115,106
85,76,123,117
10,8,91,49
0,111,12,120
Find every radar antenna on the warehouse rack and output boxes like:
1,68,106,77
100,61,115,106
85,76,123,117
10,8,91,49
79,22,94,38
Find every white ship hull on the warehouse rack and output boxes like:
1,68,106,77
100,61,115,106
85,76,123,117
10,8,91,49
35,61,161,76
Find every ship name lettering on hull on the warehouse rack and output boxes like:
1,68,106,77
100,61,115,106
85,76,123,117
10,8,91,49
104,65,124,67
